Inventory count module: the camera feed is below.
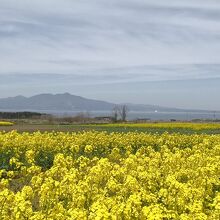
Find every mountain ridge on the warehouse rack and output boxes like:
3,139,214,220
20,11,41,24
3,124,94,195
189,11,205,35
0,93,217,113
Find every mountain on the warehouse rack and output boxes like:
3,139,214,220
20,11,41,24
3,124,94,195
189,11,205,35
0,93,114,111
0,93,216,113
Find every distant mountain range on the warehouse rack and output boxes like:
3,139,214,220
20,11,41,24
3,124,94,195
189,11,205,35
0,93,217,113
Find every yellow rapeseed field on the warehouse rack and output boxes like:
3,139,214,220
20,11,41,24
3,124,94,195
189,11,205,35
96,122,220,131
0,131,219,219
0,121,13,126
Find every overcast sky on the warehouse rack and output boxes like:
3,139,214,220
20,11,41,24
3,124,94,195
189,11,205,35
0,0,220,110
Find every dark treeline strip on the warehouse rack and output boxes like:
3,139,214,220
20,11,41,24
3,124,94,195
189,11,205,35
0,112,48,119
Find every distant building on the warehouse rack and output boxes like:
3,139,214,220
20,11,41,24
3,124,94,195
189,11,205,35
134,118,150,123
94,116,113,122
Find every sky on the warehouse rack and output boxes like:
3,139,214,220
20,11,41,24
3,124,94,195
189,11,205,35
0,0,220,110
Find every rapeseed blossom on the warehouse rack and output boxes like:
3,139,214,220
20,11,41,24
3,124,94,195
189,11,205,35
0,131,219,219
0,121,13,126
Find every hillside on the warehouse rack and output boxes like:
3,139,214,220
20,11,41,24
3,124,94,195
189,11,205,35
0,93,217,113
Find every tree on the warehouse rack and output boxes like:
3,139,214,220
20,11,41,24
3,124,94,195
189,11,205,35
112,106,119,122
119,105,129,122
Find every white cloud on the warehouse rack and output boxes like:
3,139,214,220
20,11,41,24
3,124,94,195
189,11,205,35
0,0,220,109
0,0,220,74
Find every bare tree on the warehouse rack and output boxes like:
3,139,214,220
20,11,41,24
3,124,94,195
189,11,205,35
119,105,129,122
112,105,120,122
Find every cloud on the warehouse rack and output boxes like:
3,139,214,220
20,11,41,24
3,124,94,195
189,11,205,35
0,0,220,108
0,0,220,74
1,64,220,87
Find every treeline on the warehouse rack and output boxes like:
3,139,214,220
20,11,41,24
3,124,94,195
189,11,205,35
0,112,48,119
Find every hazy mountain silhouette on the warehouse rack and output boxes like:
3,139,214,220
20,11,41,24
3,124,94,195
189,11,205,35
0,93,215,113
